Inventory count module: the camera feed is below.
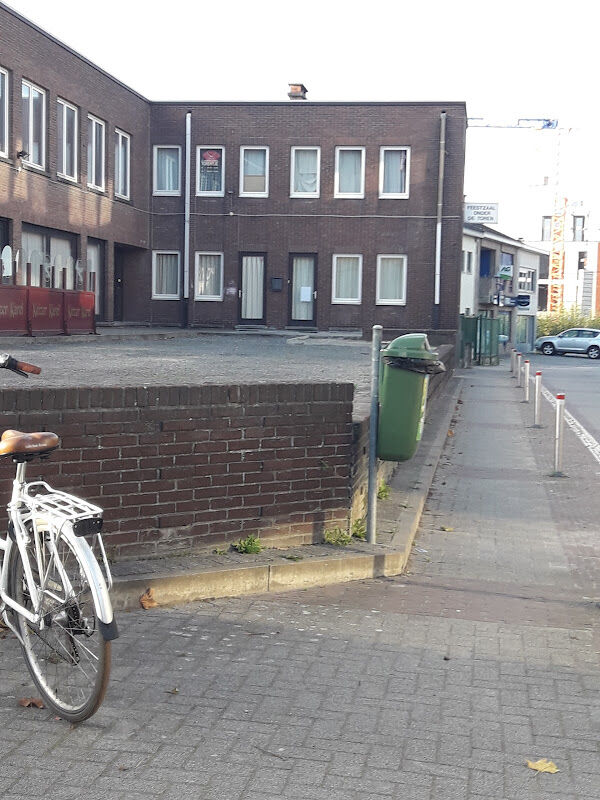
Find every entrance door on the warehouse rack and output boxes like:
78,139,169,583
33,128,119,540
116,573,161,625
113,248,123,321
289,255,316,327
239,254,265,323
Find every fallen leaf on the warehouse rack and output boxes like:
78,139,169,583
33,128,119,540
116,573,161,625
447,430,455,437
140,588,158,609
441,526,454,532
527,758,559,774
18,697,45,709
165,687,179,695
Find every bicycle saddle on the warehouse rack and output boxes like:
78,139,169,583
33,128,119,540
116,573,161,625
0,429,60,458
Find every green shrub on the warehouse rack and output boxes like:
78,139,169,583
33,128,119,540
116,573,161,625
351,517,367,540
377,481,391,500
536,310,600,337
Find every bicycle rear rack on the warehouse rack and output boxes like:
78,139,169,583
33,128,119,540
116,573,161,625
20,481,113,590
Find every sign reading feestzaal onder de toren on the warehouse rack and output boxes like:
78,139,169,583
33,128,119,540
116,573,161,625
464,203,498,223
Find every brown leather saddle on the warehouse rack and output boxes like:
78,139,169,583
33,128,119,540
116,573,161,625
0,430,60,460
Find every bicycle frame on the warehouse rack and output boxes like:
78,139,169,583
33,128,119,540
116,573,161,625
0,460,115,644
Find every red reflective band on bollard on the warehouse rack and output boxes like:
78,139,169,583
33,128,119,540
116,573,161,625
557,393,565,400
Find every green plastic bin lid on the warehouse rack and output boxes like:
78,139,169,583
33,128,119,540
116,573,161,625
382,333,439,361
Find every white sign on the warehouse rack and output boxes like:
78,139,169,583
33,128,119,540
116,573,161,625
300,286,312,302
464,203,499,223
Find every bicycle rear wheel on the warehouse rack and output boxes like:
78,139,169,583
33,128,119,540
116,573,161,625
8,528,111,723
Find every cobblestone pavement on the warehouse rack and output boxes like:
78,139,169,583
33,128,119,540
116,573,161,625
0,333,373,408
1,364,599,799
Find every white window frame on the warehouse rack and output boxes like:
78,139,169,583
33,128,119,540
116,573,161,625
290,146,320,198
376,254,407,306
196,145,225,197
57,98,78,182
331,254,363,305
334,146,365,199
87,114,105,191
0,66,8,159
152,251,180,300
379,146,410,199
194,251,224,301
153,145,181,196
239,146,269,198
518,268,535,293
114,128,130,200
21,78,46,170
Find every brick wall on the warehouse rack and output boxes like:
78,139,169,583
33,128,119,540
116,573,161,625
0,382,354,559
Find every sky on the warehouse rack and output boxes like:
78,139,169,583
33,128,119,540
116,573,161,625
3,0,598,237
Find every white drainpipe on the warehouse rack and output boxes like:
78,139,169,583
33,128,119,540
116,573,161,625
434,110,447,308
183,112,191,306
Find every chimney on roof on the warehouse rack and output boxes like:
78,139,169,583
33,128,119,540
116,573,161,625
288,83,308,100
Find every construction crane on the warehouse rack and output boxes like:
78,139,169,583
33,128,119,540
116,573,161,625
468,117,563,310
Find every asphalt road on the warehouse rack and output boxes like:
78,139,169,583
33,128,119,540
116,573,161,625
528,351,600,439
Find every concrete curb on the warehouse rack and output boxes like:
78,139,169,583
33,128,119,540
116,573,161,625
110,377,463,611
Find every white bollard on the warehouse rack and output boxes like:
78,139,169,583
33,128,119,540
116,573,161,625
523,360,530,402
554,393,566,475
516,353,523,387
534,371,542,426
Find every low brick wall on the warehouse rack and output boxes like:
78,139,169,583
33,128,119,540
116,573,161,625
0,383,354,559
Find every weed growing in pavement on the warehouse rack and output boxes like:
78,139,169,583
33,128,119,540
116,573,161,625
232,535,262,554
324,527,352,546
213,547,228,555
377,481,391,500
351,517,367,540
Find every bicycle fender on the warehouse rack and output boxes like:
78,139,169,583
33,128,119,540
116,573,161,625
62,528,116,630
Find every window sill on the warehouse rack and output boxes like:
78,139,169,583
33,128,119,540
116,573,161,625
153,191,181,197
152,295,180,301
87,184,106,195
194,296,224,302
331,299,361,305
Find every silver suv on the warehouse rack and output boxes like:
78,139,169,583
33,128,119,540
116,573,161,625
534,328,600,359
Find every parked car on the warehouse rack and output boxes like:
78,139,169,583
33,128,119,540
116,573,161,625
534,328,600,359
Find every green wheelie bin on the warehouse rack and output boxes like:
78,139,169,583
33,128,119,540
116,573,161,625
377,333,445,462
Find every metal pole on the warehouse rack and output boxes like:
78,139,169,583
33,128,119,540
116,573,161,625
534,371,542,426
554,393,565,475
516,353,522,387
510,348,516,374
523,360,530,402
367,325,383,545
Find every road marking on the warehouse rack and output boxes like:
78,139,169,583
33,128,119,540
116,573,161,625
540,384,600,465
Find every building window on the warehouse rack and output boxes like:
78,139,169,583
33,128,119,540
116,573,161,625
0,67,8,159
21,79,46,169
332,254,362,304
541,216,552,241
87,115,105,191
153,146,181,195
152,251,180,299
376,255,407,305
335,147,365,198
379,147,409,198
196,146,224,196
240,146,269,197
462,251,473,274
518,268,535,292
57,98,77,181
573,215,585,242
114,128,130,200
290,146,320,197
195,252,223,300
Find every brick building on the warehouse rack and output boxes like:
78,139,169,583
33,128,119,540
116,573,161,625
0,3,466,339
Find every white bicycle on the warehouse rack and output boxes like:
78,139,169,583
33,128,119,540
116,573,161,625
0,353,118,723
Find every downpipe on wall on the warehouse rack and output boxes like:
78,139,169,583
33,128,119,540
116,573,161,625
433,110,447,329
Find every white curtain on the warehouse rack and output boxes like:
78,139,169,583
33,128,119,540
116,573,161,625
50,236,72,288
383,150,406,194
22,230,44,286
338,150,361,193
292,257,314,320
157,148,179,192
196,254,222,298
155,253,179,296
243,150,266,193
378,257,404,301
293,150,317,193
334,257,359,300
241,256,264,319
87,241,103,311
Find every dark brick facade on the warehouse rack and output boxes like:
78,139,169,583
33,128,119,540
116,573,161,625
0,382,354,559
0,3,466,337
